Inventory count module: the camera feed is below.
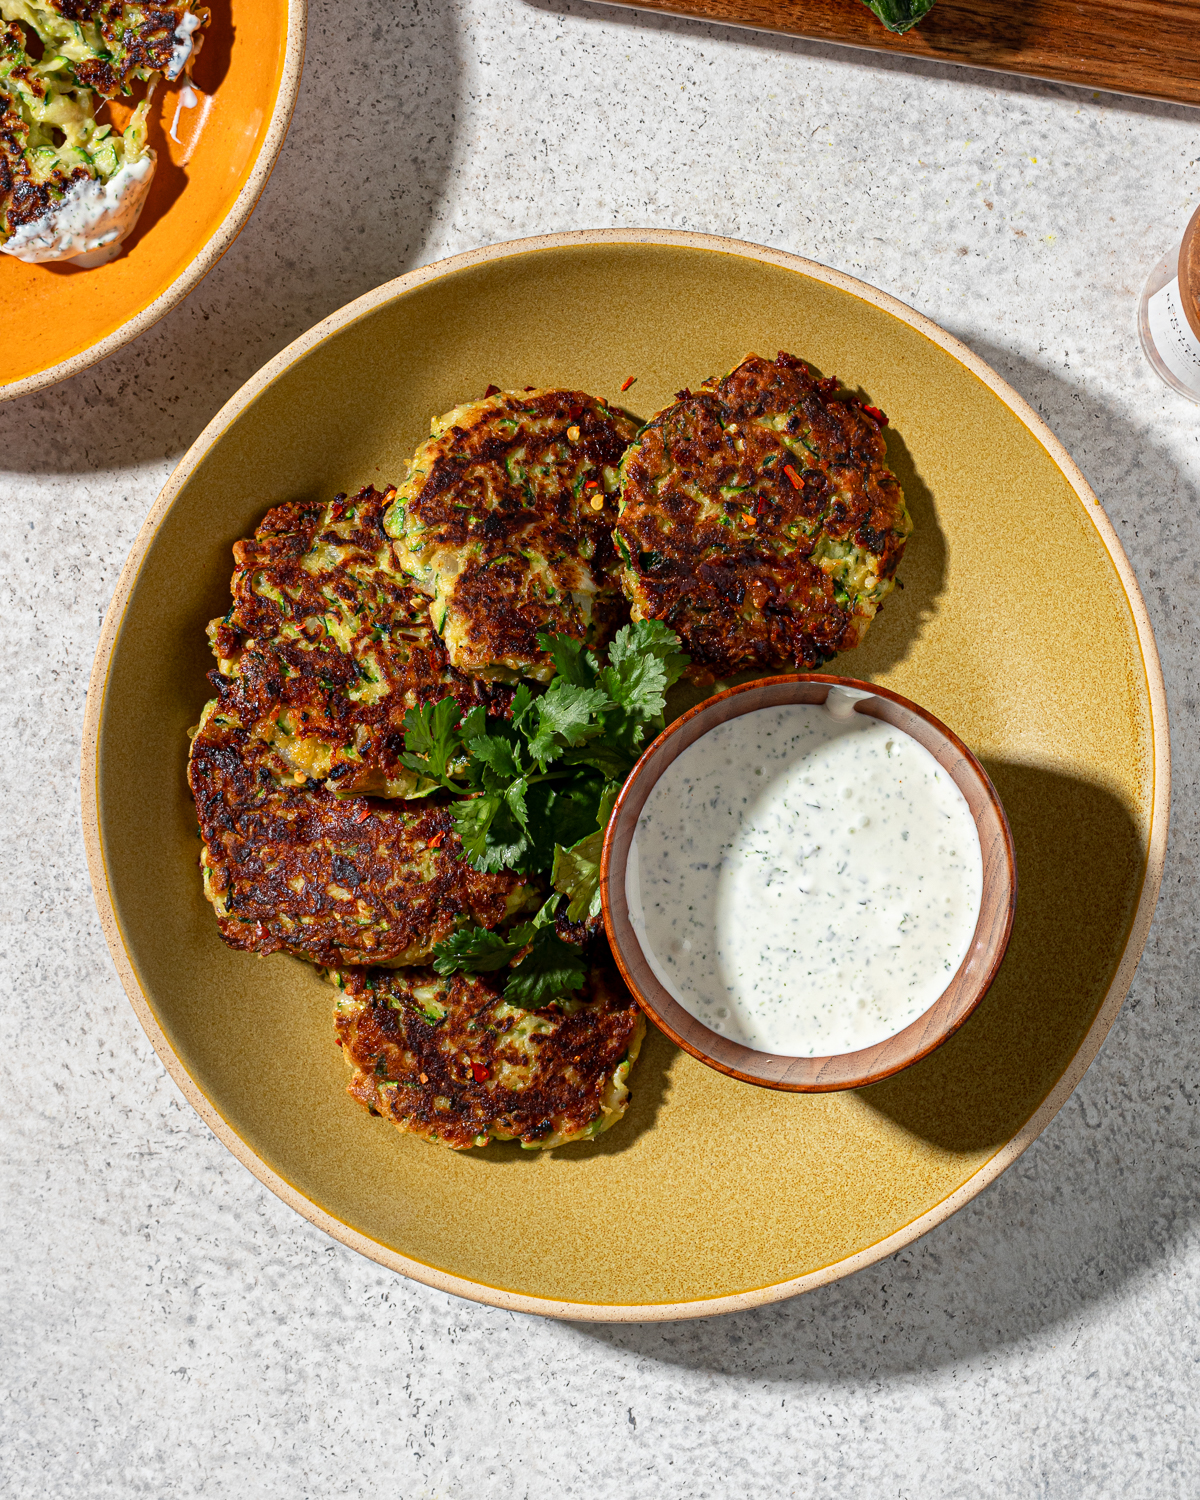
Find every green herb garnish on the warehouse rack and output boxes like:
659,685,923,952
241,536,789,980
412,621,687,1006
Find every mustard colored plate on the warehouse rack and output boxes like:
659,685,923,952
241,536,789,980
0,0,305,401
82,232,1169,1321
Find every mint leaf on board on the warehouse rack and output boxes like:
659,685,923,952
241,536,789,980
859,0,937,31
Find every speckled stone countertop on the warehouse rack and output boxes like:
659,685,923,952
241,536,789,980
3,2,1198,1494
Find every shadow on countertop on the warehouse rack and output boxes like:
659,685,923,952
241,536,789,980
572,341,1196,1377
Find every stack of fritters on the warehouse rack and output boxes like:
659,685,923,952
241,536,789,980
329,963,645,1150
191,364,911,1151
613,352,912,682
190,466,645,1150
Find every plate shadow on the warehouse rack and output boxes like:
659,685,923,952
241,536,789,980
574,346,1192,1368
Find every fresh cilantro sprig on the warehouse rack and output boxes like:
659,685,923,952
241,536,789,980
550,781,618,923
432,896,588,1010
410,621,688,1006
397,621,688,878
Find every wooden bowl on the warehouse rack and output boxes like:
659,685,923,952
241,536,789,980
602,674,1017,1092
0,0,306,401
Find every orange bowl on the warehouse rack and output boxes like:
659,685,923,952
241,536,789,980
0,0,305,401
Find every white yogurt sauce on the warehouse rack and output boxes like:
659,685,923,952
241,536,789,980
1,155,156,265
167,11,204,81
626,694,984,1056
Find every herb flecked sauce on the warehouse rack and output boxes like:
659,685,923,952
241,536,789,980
626,698,984,1056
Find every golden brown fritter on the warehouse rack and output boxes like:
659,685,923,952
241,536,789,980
207,487,511,799
3,2,209,96
385,389,639,683
329,959,646,1149
188,695,540,968
613,352,911,683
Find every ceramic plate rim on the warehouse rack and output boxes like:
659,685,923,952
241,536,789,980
1,0,308,404
80,229,1172,1322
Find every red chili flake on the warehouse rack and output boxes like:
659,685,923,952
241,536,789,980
861,403,889,426
783,464,802,490
353,806,371,823
620,375,636,391
484,383,501,397
584,478,599,489
428,830,446,848
471,1062,490,1082
755,497,768,517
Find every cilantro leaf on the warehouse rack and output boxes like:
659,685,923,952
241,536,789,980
432,925,515,975
536,631,598,688
550,780,619,921
469,731,527,783
521,771,606,869
609,618,690,688
398,697,465,786
552,829,603,922
508,683,539,738
558,741,636,780
504,923,588,1009
527,681,611,765
451,793,530,872
431,895,587,1009
597,651,669,724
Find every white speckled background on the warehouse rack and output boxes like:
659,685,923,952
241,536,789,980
3,2,1199,1494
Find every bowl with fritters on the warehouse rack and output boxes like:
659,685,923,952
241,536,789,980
83,230,1168,1321
0,0,305,400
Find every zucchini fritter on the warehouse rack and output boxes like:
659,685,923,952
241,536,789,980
1,2,208,94
613,352,911,683
1,3,207,260
207,487,511,799
385,389,639,683
188,696,540,967
329,960,646,1149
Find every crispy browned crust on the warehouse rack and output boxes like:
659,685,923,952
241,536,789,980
188,699,539,967
0,21,89,233
387,389,639,681
331,959,645,1149
51,3,208,96
208,486,511,798
614,352,911,683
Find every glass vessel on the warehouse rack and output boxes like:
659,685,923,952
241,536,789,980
1139,204,1200,404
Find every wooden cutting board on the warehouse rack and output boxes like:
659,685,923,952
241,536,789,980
599,0,1200,108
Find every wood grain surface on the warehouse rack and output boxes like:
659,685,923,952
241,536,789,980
598,0,1200,108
